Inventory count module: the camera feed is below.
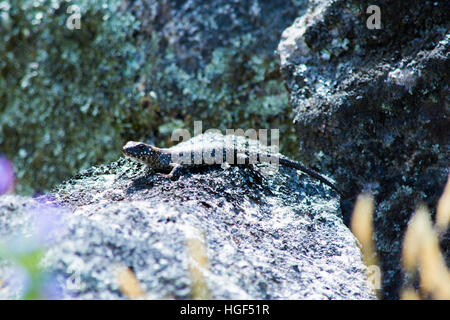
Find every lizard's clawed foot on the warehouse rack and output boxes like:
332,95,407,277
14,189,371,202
156,172,172,179
156,172,180,181
129,166,151,179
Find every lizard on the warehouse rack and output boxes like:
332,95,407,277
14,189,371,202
122,137,345,197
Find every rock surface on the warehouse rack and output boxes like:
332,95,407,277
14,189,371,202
0,134,375,299
277,0,449,298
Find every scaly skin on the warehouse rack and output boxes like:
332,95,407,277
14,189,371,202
122,140,345,196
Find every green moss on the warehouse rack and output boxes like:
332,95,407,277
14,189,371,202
0,0,140,194
153,34,296,151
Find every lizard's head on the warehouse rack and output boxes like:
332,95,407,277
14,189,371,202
122,141,160,165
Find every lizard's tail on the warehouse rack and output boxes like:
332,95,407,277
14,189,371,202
278,157,346,197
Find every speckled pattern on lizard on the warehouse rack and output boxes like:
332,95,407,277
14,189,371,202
122,133,345,196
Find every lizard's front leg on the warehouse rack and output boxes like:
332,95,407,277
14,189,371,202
158,163,183,180
131,165,152,179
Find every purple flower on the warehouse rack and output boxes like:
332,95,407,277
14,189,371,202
0,156,15,195
6,203,68,254
33,205,67,246
40,275,65,300
6,265,31,297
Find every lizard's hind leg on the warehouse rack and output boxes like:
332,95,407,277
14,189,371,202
164,163,183,180
235,153,266,183
155,163,183,180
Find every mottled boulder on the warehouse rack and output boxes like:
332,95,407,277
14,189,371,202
0,134,375,299
277,0,449,298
